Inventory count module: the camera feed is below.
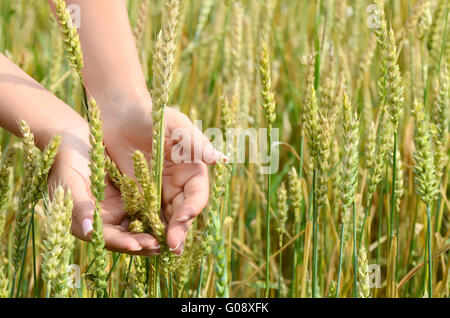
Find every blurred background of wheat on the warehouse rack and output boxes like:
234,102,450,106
0,0,449,298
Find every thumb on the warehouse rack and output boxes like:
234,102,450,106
170,111,228,165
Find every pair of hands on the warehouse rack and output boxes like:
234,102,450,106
49,95,220,256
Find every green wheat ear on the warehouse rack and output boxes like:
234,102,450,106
120,175,142,221
88,98,106,202
315,112,333,209
49,15,64,90
220,96,234,161
357,246,371,298
432,65,449,181
412,99,439,206
259,40,276,126
304,82,320,168
0,145,11,289
132,151,165,242
52,0,84,78
417,0,432,41
276,182,288,247
327,280,337,298
204,162,229,297
151,0,181,181
13,121,38,271
339,92,360,241
129,256,147,298
428,0,447,72
87,98,108,298
105,156,123,187
288,167,303,226
194,0,214,38
0,147,15,239
0,248,8,298
133,0,150,48
12,120,61,274
374,0,404,129
37,134,61,194
41,186,74,298
393,149,404,214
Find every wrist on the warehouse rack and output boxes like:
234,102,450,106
92,88,153,125
35,108,89,151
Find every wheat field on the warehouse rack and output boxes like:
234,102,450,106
0,0,449,298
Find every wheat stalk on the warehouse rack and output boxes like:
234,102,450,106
0,147,14,239
207,162,229,297
337,92,360,298
0,251,8,298
357,246,371,298
432,65,449,181
428,0,447,73
287,167,303,297
133,0,150,48
12,122,39,271
41,186,74,298
412,99,439,298
129,256,147,298
259,39,276,297
417,0,432,41
87,98,108,298
194,0,214,39
276,182,288,296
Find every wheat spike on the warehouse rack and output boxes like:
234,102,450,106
276,182,288,247
87,98,108,297
41,186,74,297
52,0,84,78
412,99,439,206
133,0,150,48
339,92,360,241
357,246,371,298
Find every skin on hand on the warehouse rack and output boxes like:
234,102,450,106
46,0,225,255
43,93,223,257
100,95,224,255
46,121,162,256
0,1,222,258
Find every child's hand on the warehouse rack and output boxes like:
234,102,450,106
0,53,161,256
101,95,223,255
48,122,162,257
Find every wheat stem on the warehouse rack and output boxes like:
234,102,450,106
426,205,432,298
312,170,318,298
352,201,357,298
265,134,272,298
336,222,345,298
389,132,398,248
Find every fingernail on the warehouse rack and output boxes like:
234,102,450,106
150,245,161,250
214,150,229,162
176,215,193,222
82,218,93,236
131,245,143,252
169,240,183,252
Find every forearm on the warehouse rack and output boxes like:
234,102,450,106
60,0,149,104
0,53,85,149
